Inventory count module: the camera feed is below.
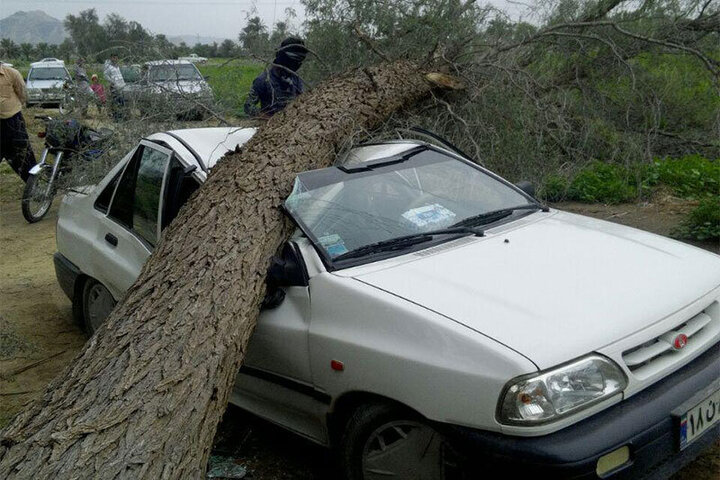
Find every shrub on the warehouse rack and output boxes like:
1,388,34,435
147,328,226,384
672,197,720,241
539,174,569,202
566,161,637,204
654,155,719,199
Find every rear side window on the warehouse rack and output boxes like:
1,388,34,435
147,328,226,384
108,144,170,247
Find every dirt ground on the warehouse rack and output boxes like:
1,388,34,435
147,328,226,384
0,116,717,477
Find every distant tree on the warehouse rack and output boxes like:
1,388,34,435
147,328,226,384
64,9,106,58
154,34,175,57
0,39,20,59
177,41,191,57
57,39,74,62
218,39,236,58
19,43,35,61
239,16,270,56
34,43,57,59
269,21,290,47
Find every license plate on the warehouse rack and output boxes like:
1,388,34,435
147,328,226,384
678,388,720,450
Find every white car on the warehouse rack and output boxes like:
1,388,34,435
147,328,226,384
136,60,213,119
54,128,720,479
26,59,71,107
178,53,208,64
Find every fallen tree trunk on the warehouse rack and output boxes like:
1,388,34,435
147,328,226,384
0,61,453,479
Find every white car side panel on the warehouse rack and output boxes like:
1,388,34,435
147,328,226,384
309,273,536,432
243,286,313,383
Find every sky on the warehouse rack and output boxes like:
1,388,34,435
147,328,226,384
2,0,525,41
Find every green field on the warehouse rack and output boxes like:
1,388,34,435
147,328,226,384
198,58,265,116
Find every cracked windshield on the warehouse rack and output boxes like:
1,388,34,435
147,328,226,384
285,147,530,260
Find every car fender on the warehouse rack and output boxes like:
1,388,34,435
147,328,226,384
308,273,537,432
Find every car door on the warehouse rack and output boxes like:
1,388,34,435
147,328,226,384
92,140,173,297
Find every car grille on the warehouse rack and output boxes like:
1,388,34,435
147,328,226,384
622,301,719,379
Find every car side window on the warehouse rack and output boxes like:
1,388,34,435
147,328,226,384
108,144,171,247
95,172,120,214
161,157,200,230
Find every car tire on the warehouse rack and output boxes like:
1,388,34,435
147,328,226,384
81,279,116,335
339,403,461,480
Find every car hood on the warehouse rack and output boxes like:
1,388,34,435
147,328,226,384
351,211,720,368
150,81,208,94
27,80,64,89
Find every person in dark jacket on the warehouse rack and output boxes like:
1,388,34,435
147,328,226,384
244,37,307,117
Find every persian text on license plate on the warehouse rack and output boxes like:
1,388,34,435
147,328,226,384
678,388,720,450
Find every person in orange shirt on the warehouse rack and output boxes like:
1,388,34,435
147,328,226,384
0,61,36,182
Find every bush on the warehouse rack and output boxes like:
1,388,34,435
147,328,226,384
654,155,719,199
566,161,637,204
539,174,569,202
672,197,720,241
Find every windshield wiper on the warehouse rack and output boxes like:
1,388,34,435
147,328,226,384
332,226,482,262
451,204,547,228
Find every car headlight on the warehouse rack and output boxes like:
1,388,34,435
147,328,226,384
498,355,626,425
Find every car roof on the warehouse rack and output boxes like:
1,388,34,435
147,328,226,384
30,61,67,68
160,127,257,170
145,60,194,66
151,128,427,174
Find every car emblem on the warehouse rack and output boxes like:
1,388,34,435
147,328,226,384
672,333,688,350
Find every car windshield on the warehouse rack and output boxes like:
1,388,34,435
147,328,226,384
29,67,69,81
285,146,534,266
148,64,202,82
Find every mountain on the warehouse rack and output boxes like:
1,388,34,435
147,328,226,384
167,35,230,46
0,10,67,45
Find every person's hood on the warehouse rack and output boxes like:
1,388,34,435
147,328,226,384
348,211,720,369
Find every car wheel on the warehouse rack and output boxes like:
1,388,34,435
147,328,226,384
340,403,461,480
82,279,116,334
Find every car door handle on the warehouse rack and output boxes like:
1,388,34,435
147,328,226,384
105,233,118,247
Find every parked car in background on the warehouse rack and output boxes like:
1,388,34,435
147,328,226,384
54,130,720,479
178,53,208,64
26,59,72,107
135,60,213,119
119,64,145,109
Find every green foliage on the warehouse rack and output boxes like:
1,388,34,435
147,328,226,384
566,161,638,204
539,174,569,202
197,61,264,116
654,155,719,199
672,198,720,241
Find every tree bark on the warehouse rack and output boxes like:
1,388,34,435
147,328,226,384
0,61,448,479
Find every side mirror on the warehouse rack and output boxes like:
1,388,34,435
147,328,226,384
516,181,536,198
267,243,308,288
203,75,210,81
263,243,308,309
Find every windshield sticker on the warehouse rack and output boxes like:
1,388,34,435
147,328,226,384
319,234,349,257
401,204,456,230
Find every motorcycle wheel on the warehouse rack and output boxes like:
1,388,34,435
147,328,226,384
59,94,75,115
21,167,55,223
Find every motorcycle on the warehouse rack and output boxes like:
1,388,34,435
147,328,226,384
21,116,113,223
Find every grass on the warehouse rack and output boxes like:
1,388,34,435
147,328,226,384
197,59,265,117
539,155,720,241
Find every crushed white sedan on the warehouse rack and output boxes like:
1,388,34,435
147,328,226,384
54,128,720,480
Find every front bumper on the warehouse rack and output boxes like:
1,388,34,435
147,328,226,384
27,92,64,105
448,342,720,479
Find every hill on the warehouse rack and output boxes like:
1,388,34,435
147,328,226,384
0,10,67,45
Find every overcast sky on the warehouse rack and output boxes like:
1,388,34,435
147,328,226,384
4,0,526,40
